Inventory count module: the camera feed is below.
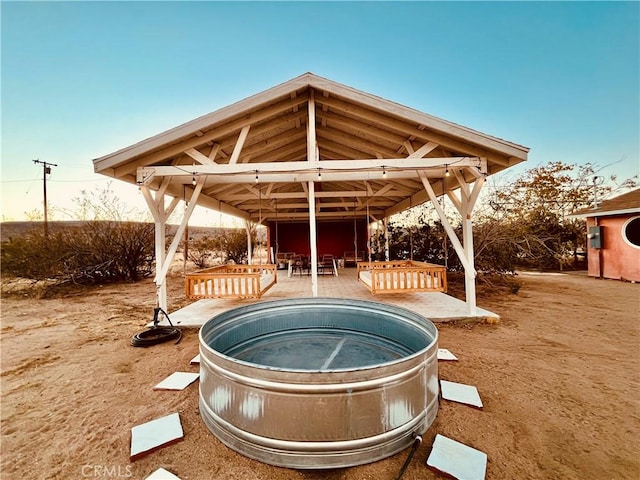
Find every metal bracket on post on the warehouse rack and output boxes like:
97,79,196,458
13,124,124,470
136,167,156,186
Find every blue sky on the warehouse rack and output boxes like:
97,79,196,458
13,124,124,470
1,1,638,224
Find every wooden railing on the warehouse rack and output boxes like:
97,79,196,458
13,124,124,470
185,264,277,300
357,260,447,295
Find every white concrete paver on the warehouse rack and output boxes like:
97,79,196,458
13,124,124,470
440,380,483,409
437,349,459,361
145,468,182,480
130,413,183,460
153,372,199,391
426,434,487,480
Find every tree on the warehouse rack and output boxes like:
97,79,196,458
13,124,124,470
370,161,637,274
66,182,151,222
488,161,620,269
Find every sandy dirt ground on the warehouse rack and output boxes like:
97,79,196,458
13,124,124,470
1,271,638,480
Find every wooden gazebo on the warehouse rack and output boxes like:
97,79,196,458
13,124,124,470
93,73,529,313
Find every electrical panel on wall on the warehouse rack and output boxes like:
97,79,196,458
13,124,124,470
588,226,603,249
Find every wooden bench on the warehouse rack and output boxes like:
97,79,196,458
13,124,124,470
357,260,447,295
185,264,277,300
343,251,364,267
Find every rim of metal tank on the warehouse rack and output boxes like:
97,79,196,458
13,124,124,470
199,297,438,373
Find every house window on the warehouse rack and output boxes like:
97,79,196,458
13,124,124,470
622,216,640,248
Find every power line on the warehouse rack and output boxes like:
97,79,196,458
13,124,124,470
49,178,104,183
1,177,105,184
0,178,41,183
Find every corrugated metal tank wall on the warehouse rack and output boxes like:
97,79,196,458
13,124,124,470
199,298,439,469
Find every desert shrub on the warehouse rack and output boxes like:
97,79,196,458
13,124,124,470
379,223,441,264
76,221,155,281
1,221,155,284
215,229,249,264
187,236,219,268
187,227,260,267
372,220,517,275
1,229,73,280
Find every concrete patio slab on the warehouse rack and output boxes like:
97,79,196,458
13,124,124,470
154,268,499,327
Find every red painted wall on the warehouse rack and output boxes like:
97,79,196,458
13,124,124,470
267,220,368,259
587,215,640,281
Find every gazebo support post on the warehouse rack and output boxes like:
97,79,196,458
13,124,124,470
307,89,319,297
453,170,486,313
459,181,476,314
419,171,479,314
154,217,167,310
141,186,170,311
245,221,252,264
308,180,319,296
141,180,203,312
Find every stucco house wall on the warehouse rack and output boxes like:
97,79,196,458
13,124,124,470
587,214,640,282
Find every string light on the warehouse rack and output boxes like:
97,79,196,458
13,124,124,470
317,167,322,180
382,166,387,178
255,170,259,183
445,165,450,177
192,175,197,186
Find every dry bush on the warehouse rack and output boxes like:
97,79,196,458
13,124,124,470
187,236,218,268
1,221,154,285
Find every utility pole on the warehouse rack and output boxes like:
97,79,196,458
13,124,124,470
592,175,604,210
32,159,58,237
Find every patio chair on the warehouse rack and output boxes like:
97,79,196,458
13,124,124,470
319,254,336,276
291,255,310,276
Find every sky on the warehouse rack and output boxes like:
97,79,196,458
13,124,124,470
1,1,639,226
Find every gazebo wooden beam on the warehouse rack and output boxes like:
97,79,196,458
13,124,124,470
137,156,483,182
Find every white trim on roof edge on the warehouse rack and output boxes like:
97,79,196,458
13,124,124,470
569,207,640,219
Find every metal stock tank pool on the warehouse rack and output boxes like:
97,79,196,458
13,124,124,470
198,298,439,469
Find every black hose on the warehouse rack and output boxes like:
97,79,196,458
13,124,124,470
395,434,422,480
131,307,182,347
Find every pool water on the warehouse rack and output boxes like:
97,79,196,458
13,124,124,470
224,329,410,370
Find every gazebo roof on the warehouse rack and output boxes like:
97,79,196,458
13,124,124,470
93,72,529,223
